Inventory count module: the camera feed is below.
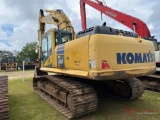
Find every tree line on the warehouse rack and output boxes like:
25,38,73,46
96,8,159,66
0,42,38,64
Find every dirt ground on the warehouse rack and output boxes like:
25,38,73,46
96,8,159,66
0,70,34,80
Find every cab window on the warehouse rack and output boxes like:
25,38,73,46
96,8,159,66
62,33,72,43
42,32,52,62
55,32,72,46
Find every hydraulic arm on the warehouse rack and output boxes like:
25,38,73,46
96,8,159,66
80,0,151,38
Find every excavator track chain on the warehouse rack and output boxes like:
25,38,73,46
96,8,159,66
0,76,9,120
111,78,144,100
139,75,160,92
33,75,98,119
126,78,144,100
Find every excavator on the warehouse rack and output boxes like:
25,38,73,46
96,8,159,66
33,7,156,119
80,0,160,91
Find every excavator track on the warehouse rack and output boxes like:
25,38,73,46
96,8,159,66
139,75,160,92
0,76,9,120
103,78,144,100
33,75,98,119
124,78,144,100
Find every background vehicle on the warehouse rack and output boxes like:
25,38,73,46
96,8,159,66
80,0,160,91
0,57,7,70
18,58,37,70
1,57,18,71
33,8,155,119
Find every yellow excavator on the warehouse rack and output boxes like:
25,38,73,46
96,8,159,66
33,9,156,119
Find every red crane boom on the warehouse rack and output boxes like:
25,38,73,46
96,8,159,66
80,0,151,38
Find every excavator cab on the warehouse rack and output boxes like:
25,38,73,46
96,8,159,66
41,28,73,67
38,9,75,68
55,29,73,45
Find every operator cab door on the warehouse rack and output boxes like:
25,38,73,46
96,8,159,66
54,29,72,68
41,30,53,67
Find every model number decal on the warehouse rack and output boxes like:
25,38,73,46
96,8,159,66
57,55,64,68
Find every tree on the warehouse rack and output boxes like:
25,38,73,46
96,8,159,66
18,42,38,64
0,50,14,63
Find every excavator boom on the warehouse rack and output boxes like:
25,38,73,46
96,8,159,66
80,0,151,38
39,9,74,31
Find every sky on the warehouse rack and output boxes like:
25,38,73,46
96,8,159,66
0,0,160,51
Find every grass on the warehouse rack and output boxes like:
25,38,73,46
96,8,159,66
9,78,160,120
9,78,66,120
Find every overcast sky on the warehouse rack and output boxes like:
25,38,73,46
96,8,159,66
0,0,160,51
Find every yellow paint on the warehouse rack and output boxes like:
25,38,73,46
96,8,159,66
40,67,88,78
43,55,52,67
89,34,155,71
65,35,89,70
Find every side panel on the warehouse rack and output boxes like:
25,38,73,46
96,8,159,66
42,35,90,78
64,35,90,71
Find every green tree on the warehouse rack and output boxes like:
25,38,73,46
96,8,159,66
18,42,38,64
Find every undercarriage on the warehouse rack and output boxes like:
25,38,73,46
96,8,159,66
33,67,144,119
139,74,160,92
33,75,98,119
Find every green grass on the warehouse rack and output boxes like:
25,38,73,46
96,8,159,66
9,78,66,120
9,78,160,120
